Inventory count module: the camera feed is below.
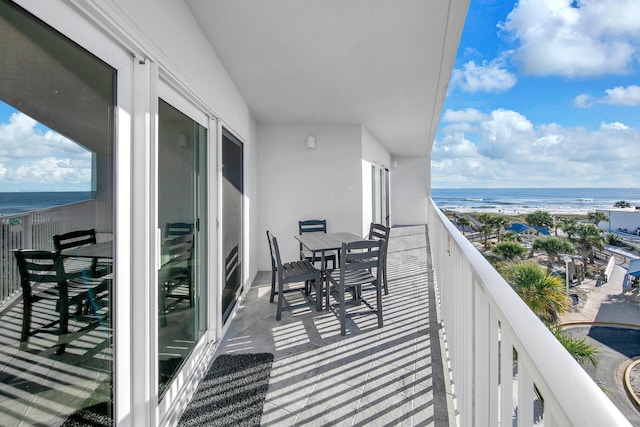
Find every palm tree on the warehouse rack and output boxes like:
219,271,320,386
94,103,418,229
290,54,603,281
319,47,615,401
525,210,554,236
494,241,527,261
491,215,510,242
565,223,605,264
552,328,599,368
614,200,631,208
556,217,577,237
500,262,570,327
478,213,494,248
457,216,471,236
532,237,575,272
502,230,522,242
587,211,608,225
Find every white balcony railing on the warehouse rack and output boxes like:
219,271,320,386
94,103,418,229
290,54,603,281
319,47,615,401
0,200,97,303
427,198,630,426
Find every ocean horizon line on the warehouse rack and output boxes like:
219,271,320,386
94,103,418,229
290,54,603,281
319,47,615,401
432,186,637,190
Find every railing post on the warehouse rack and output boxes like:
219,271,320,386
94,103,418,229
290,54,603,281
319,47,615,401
21,214,31,249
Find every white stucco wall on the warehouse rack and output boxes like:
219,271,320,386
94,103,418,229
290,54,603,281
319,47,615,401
112,0,252,140
362,127,391,167
257,124,363,270
390,156,430,225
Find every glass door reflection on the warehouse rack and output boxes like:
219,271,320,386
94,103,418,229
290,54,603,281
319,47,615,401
157,99,206,397
221,128,243,323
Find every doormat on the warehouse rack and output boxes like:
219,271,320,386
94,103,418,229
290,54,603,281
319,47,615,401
178,353,274,427
62,401,110,427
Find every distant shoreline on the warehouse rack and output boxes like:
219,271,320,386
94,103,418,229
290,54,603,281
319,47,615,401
442,206,593,216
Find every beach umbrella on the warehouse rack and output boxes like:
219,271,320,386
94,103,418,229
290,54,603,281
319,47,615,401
628,259,640,277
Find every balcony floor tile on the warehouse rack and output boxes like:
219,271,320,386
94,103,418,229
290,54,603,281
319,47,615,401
213,225,451,426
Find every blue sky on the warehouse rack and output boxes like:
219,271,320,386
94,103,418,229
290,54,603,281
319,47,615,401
0,101,92,192
432,0,640,188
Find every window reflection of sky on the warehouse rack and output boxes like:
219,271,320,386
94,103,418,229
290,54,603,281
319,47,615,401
0,99,91,192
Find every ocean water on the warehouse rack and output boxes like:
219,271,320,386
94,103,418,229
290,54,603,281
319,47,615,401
1,188,639,218
0,191,92,217
432,188,640,215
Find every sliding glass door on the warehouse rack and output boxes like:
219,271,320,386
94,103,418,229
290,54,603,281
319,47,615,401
0,2,115,424
221,128,243,323
157,99,207,397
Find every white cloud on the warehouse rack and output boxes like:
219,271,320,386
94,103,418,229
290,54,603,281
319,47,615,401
442,108,488,123
573,94,593,108
574,85,640,108
432,108,640,188
602,85,640,106
600,121,629,130
0,112,92,190
501,0,640,77
450,55,517,93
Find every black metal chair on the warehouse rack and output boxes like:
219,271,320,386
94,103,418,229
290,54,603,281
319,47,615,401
326,239,384,335
53,229,111,279
159,232,194,323
368,222,390,295
298,219,337,269
14,249,110,354
267,231,321,321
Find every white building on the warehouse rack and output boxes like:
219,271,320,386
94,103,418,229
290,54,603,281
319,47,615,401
597,208,640,235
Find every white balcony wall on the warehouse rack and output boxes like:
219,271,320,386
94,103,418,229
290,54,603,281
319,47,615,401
257,124,363,271
390,156,430,226
427,198,630,426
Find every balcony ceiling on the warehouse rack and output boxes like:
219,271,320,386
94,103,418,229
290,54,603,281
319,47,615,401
185,0,469,156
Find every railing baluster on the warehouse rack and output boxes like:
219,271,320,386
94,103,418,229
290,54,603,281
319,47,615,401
0,200,96,303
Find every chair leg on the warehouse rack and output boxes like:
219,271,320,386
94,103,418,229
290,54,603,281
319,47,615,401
383,263,389,295
376,280,383,328
56,286,70,355
159,284,168,327
315,275,322,312
20,289,32,350
276,280,284,321
339,282,346,336
270,270,276,303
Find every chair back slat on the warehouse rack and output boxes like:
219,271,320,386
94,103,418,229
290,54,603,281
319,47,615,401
299,220,327,252
14,250,66,286
164,233,193,261
369,223,389,241
53,229,97,252
340,240,382,271
299,219,327,235
165,222,193,237
270,234,285,275
266,230,278,272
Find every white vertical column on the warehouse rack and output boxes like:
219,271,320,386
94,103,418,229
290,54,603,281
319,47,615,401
124,56,157,427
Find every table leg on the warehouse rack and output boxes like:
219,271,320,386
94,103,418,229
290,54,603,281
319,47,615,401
322,250,330,311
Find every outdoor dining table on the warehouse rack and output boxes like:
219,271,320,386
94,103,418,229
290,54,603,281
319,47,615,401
294,232,367,309
60,240,113,259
